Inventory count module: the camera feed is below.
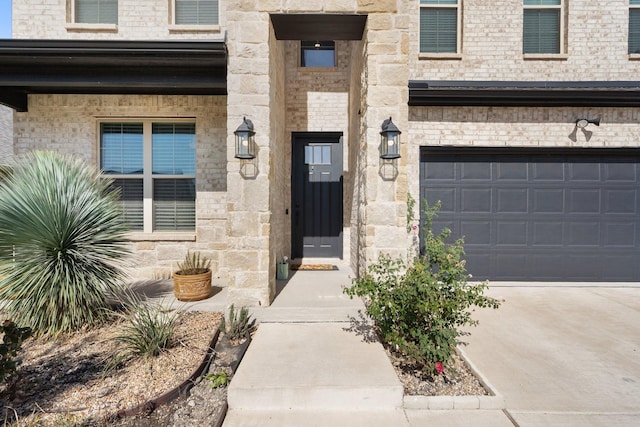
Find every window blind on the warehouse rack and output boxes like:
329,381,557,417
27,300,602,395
152,123,196,175
153,179,196,231
420,7,458,53
101,123,143,175
630,1,640,54
523,0,560,54
111,179,143,231
175,0,219,25
75,0,118,24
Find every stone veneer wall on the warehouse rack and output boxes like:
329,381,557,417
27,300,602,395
13,94,229,282
0,106,12,164
357,1,411,274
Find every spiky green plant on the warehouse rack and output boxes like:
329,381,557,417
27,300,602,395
176,251,211,275
220,304,255,341
0,151,130,337
108,300,179,370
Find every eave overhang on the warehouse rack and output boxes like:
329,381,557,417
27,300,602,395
0,39,228,112
409,80,640,107
270,13,367,40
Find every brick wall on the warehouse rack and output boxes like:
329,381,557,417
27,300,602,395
409,0,640,80
13,0,225,40
13,94,229,281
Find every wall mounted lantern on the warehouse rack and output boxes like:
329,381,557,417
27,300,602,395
380,117,401,159
575,117,600,128
234,117,256,159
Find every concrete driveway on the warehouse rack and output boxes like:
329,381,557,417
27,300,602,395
462,285,640,426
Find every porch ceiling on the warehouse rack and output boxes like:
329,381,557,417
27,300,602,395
409,80,640,107
270,14,367,40
0,39,228,112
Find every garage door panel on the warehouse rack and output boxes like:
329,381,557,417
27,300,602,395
605,223,636,247
604,162,637,181
423,161,455,180
605,190,637,214
420,149,640,281
461,188,492,212
568,189,601,213
464,252,492,278
423,188,456,213
533,189,564,213
533,161,564,180
461,161,492,180
569,162,601,181
533,222,564,246
497,222,528,245
497,161,529,180
461,221,491,245
568,222,600,246
497,188,528,213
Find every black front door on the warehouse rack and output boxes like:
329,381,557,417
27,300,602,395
292,133,343,259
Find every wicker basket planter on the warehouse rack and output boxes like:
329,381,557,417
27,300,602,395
173,269,212,302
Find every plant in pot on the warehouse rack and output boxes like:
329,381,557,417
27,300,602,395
173,251,212,301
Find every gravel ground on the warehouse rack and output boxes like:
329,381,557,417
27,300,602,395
1,311,222,426
3,312,486,426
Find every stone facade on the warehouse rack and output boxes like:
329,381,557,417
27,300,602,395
7,0,640,304
0,106,11,164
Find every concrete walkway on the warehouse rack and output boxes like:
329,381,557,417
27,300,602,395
138,267,640,426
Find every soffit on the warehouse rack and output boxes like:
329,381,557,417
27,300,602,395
0,39,228,112
409,80,640,107
270,14,367,40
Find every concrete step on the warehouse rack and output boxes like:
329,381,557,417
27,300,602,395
223,409,410,427
227,323,404,411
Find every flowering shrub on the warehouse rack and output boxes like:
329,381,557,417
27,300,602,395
344,201,500,374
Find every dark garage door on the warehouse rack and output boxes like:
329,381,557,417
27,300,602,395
420,148,640,281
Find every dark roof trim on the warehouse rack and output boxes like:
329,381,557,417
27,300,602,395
270,13,367,40
409,80,640,107
0,39,228,112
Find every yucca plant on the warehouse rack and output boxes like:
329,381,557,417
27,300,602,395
0,151,130,337
108,300,179,370
175,251,211,275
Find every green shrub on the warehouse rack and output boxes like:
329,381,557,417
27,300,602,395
0,151,130,337
344,202,500,373
220,304,255,341
0,320,32,384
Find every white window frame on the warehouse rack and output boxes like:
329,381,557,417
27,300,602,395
170,0,220,32
99,118,197,235
67,0,118,32
419,0,462,59
523,0,566,58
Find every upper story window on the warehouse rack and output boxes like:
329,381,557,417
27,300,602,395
630,0,640,54
74,0,118,24
174,0,219,25
301,41,336,67
100,121,196,233
419,0,461,54
523,0,563,54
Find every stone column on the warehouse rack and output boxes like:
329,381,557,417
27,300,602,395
225,5,274,306
359,0,411,268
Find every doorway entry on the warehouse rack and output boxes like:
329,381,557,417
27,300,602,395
291,132,343,259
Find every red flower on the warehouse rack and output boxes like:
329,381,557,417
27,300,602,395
435,362,444,374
